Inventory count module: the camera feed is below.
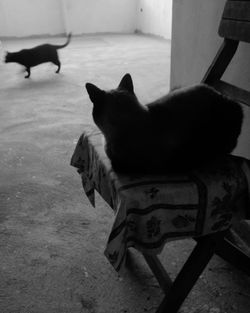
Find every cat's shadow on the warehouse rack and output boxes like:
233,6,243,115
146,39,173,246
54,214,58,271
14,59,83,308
23,76,63,88
4,73,67,92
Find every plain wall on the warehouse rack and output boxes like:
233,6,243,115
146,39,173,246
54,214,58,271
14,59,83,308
0,0,137,37
137,0,172,39
0,0,64,37
0,0,172,39
170,0,250,158
170,0,226,88
64,0,137,35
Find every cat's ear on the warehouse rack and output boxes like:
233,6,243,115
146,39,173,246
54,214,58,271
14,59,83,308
85,83,105,104
118,73,134,94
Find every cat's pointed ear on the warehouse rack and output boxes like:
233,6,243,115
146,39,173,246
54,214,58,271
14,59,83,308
118,73,134,93
85,83,105,104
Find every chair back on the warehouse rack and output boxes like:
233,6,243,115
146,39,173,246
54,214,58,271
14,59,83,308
219,0,250,43
203,0,250,106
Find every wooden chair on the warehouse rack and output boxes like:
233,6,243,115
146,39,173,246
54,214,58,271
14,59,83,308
201,0,250,274
154,1,250,312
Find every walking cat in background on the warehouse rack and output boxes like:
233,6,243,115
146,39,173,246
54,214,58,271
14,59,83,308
4,33,71,78
85,73,243,174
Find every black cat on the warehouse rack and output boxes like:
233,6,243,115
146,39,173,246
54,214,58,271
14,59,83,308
4,33,72,78
85,74,243,174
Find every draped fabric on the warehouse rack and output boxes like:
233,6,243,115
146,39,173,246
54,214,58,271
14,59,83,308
71,126,250,272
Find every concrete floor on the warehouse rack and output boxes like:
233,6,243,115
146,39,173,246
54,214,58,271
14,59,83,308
0,34,250,313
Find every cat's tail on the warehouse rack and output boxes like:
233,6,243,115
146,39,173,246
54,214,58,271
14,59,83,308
54,33,72,49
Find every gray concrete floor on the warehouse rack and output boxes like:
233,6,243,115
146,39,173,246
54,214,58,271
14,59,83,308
0,34,250,313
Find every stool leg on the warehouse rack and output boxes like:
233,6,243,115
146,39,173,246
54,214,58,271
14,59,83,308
156,235,218,313
143,253,172,293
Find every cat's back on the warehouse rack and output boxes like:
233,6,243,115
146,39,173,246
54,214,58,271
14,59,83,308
26,43,56,56
146,83,243,155
147,84,242,124
147,84,218,114
18,43,56,66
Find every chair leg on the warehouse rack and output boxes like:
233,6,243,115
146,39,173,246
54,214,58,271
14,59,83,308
215,233,250,276
156,233,222,313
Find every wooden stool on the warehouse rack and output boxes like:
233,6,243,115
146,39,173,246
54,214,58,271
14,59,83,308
71,127,250,313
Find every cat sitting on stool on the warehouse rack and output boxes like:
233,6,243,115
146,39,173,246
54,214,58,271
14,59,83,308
85,74,243,174
4,33,71,78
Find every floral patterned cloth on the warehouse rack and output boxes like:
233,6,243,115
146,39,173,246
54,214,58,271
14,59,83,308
71,125,250,272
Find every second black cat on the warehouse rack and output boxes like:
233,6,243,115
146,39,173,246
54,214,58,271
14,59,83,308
86,74,243,174
5,33,72,78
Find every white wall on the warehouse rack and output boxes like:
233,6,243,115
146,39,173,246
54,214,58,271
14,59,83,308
0,0,137,37
170,0,225,89
0,0,64,37
171,0,250,158
0,0,172,39
137,0,172,39
64,0,137,35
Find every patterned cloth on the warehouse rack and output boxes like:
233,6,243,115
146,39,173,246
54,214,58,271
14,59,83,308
71,125,250,272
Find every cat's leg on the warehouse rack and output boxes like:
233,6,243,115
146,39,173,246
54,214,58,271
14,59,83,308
56,61,61,73
25,67,30,78
53,60,61,74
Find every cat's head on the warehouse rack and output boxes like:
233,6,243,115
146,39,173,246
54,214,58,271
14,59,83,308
4,52,14,63
85,73,144,138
